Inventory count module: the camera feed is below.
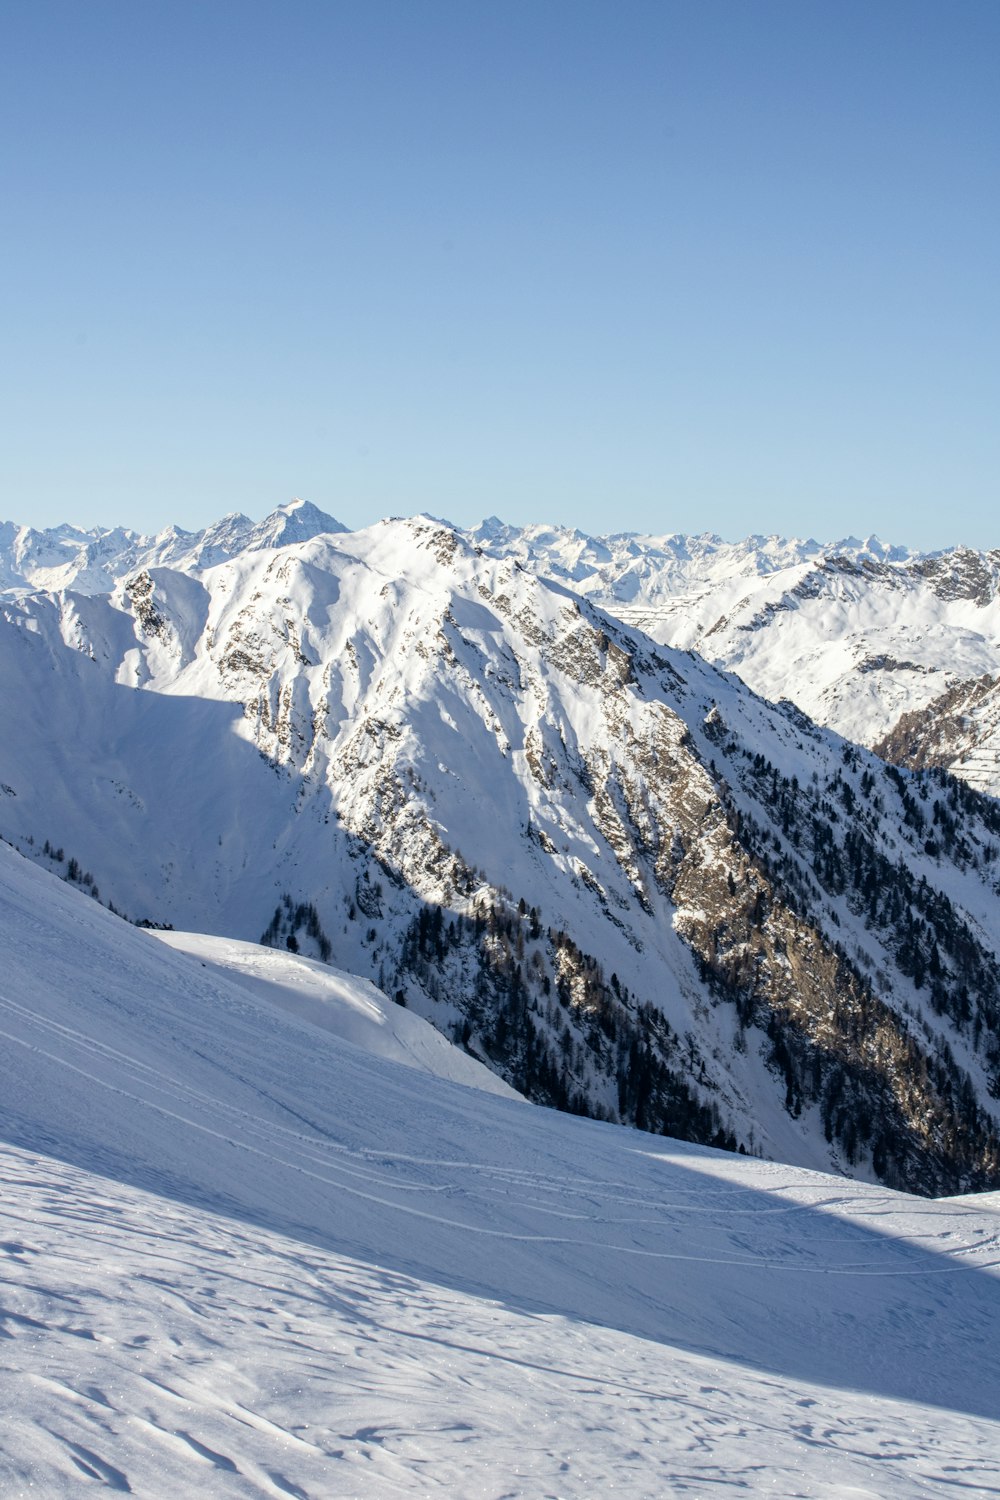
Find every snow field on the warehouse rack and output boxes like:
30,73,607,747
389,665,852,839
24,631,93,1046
2,843,1000,1495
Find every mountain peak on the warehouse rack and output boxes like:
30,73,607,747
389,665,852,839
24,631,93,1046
247,498,348,550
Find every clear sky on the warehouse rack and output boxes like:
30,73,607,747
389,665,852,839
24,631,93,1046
2,0,998,548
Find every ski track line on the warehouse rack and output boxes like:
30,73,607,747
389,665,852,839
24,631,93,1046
7,990,989,1235
0,992,848,1216
3,1024,1000,1277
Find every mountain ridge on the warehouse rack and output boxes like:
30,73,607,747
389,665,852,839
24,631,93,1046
7,506,999,796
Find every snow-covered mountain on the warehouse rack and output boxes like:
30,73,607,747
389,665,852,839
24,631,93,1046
3,839,999,1497
0,497,345,596
4,514,1000,1195
470,521,1000,793
10,506,998,791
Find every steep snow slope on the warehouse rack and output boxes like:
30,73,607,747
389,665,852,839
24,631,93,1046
155,929,519,1096
472,521,1000,792
4,518,1000,1194
2,841,1000,1498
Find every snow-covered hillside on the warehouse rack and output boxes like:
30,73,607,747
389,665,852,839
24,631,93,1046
2,841,999,1498
7,505,1000,790
155,929,519,1097
874,670,1000,792
3,515,1000,1194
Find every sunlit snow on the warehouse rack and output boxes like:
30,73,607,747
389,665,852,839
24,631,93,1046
2,843,999,1496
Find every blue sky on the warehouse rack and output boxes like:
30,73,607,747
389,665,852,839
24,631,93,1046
2,1,998,547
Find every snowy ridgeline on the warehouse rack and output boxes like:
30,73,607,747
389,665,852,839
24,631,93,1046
5,504,1000,791
2,842,1000,1498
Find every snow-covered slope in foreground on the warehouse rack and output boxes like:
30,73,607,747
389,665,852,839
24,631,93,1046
3,845,1000,1497
153,929,519,1098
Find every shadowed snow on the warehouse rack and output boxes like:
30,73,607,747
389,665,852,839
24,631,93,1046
1,843,1000,1496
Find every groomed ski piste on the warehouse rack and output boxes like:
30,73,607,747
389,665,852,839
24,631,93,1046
2,840,999,1498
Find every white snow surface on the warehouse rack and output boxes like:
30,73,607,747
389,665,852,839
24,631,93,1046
2,842,1000,1497
153,929,519,1098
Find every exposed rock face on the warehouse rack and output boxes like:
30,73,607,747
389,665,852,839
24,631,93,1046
875,675,1000,793
3,516,1000,1193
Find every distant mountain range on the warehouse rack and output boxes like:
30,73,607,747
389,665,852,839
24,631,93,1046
470,519,1000,796
0,497,346,596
